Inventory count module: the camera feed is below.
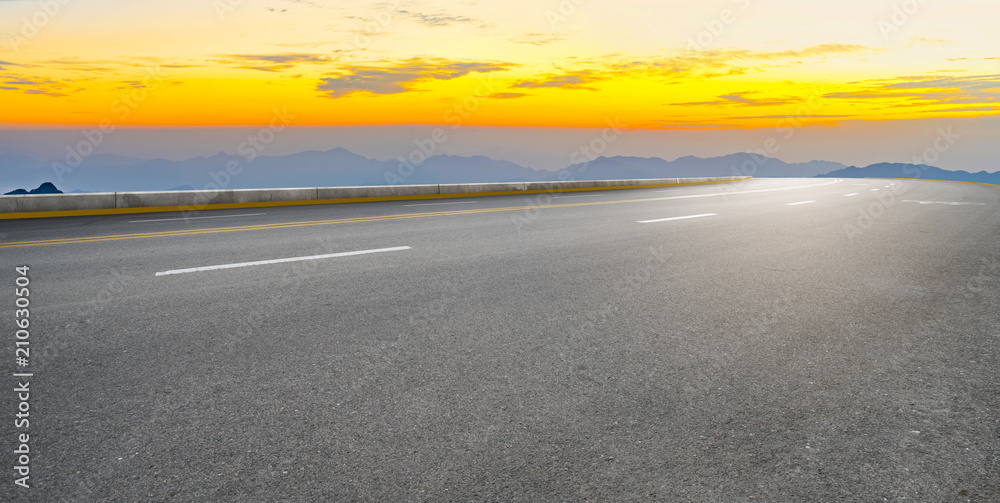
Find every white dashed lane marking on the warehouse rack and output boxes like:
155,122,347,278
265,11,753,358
638,213,718,224
156,246,412,276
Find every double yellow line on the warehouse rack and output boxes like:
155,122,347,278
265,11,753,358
0,199,623,249
1,179,839,249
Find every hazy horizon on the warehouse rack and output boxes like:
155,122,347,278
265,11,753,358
1,115,997,175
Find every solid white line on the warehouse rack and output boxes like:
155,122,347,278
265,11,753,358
155,246,411,276
131,213,266,223
553,194,600,198
853,184,869,186
844,193,859,197
787,200,815,206
870,189,880,192
403,201,479,207
902,200,987,206
638,213,717,224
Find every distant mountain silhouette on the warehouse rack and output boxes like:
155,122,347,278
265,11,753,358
576,154,845,179
0,148,546,192
4,182,63,195
816,163,1000,184
1,148,997,192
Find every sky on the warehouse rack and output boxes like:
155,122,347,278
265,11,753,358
0,0,998,170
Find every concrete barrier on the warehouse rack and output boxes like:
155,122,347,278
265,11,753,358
439,182,527,195
0,176,752,219
525,180,603,191
317,184,439,199
7,192,117,212
0,197,18,213
116,190,205,209
115,188,320,208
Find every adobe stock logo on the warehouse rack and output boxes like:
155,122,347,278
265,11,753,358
547,0,588,29
901,127,960,178
877,0,930,40
686,0,753,51
4,0,73,54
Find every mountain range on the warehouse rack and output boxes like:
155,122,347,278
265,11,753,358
1,148,997,193
817,163,1000,184
4,181,63,195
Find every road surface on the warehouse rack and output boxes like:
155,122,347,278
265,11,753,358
1,177,998,501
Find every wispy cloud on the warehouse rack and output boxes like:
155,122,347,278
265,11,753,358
501,44,868,99
218,53,333,72
669,43,869,72
515,33,566,46
881,74,1000,91
720,92,794,106
39,59,117,73
749,43,869,60
572,43,872,83
671,91,796,107
725,114,851,120
397,9,474,27
23,88,66,97
21,57,189,74
317,58,513,98
910,37,950,44
113,80,149,91
927,106,1000,113
486,92,527,99
513,72,596,90
824,74,1000,109
0,73,69,97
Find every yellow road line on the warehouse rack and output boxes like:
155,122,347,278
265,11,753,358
0,179,838,249
0,179,744,220
888,178,1000,188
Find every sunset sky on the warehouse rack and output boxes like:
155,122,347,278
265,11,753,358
1,0,998,130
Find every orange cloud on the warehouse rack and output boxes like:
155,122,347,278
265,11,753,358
216,53,334,72
317,58,514,98
512,72,597,90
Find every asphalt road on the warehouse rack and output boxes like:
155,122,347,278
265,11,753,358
1,177,998,501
